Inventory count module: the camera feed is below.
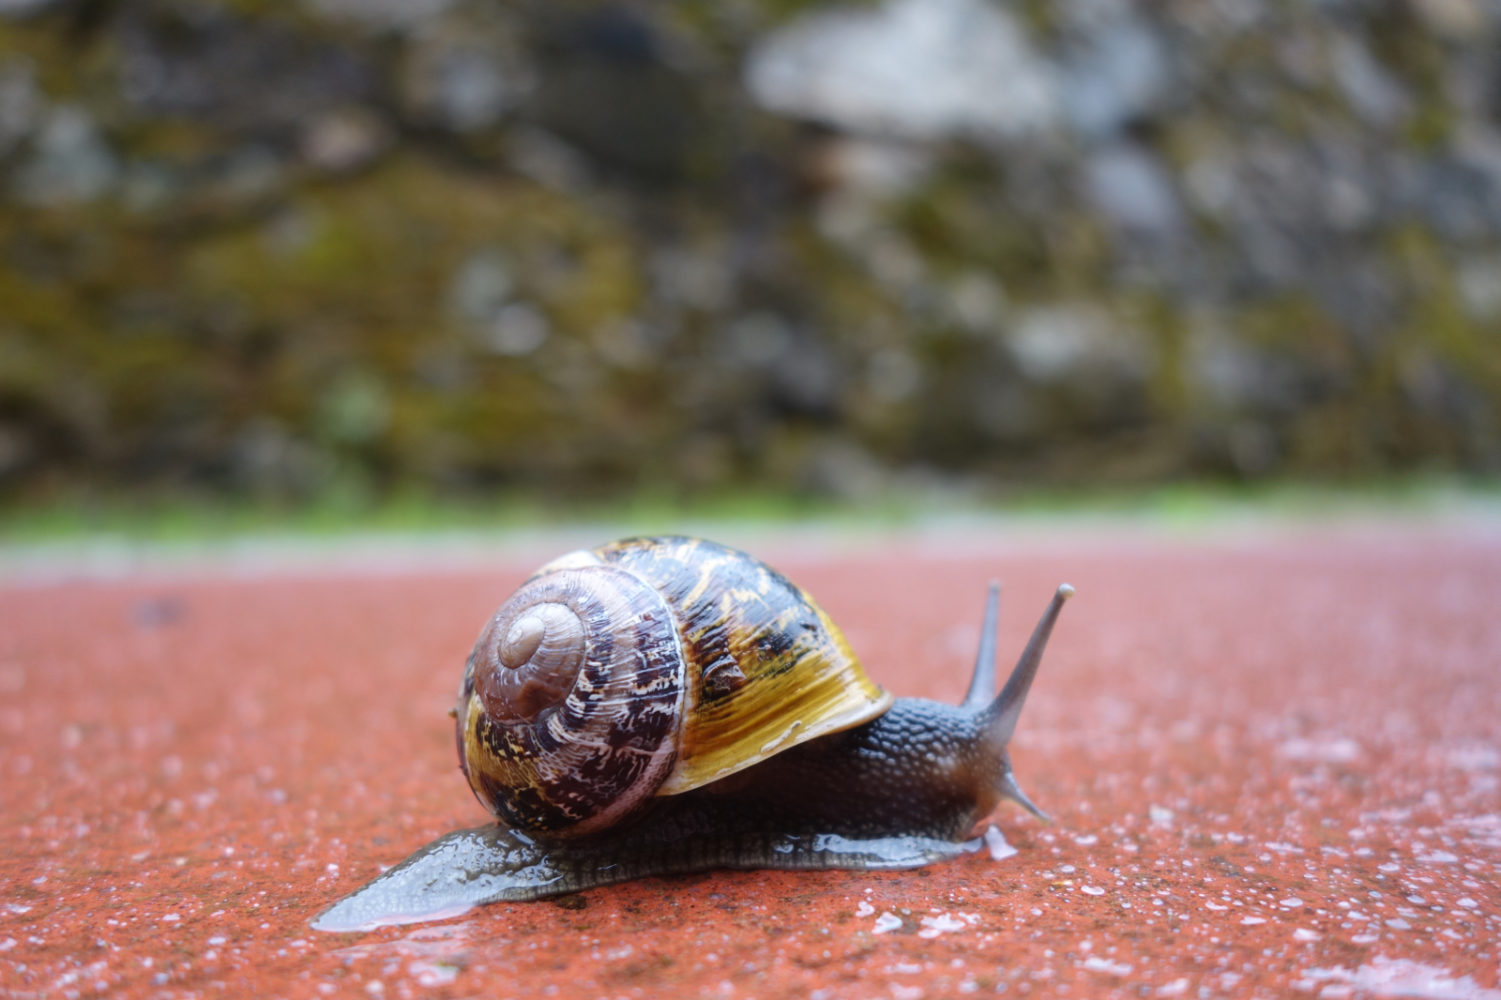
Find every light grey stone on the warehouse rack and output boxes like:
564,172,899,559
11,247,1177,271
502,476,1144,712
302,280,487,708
448,250,515,325
1008,304,1154,388
1083,143,1184,237
1332,36,1412,130
1060,15,1171,138
300,106,391,173
0,0,61,15
13,105,117,205
402,24,532,133
651,245,731,311
0,56,38,155
866,347,922,403
303,0,456,32
1457,255,1501,319
481,303,550,357
722,312,793,368
745,0,1059,144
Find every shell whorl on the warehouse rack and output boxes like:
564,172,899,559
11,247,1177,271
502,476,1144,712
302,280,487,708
480,602,586,720
459,566,687,836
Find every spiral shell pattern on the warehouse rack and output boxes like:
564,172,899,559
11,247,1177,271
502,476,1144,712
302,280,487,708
458,566,686,836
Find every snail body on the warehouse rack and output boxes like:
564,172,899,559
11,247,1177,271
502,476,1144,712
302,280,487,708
315,537,1072,932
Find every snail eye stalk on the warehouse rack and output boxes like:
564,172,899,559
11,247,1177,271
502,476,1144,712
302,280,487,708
982,584,1074,749
961,582,1001,711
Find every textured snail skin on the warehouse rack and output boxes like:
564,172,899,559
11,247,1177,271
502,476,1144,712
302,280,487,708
313,539,1071,932
314,701,1009,932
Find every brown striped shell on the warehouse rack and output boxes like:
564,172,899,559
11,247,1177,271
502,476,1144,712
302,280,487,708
455,536,893,837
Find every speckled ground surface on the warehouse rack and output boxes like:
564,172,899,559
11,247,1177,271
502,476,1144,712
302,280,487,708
2,525,1499,999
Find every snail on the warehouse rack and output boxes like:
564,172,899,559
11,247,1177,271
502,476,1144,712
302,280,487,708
314,536,1072,932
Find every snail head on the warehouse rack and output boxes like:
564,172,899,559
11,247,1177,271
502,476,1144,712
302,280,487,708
965,580,1074,823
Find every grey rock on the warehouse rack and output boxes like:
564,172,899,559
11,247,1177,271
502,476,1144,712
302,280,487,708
745,0,1059,144
1308,133,1381,233
651,245,732,311
1309,256,1398,346
300,106,391,173
1183,148,1240,221
209,145,286,205
412,46,519,131
232,419,328,496
13,105,117,205
1420,157,1501,241
865,347,922,403
1184,319,1306,416
1007,304,1154,402
262,209,318,258
1184,131,1413,292
1185,320,1253,408
0,0,60,15
480,303,550,357
401,21,532,132
720,313,841,416
946,272,1009,335
1441,50,1501,121
1083,142,1185,238
303,0,457,32
1224,420,1280,477
972,381,1041,442
1457,254,1501,320
116,10,374,131
1408,0,1491,38
1007,306,1105,383
1452,125,1501,215
1173,0,1274,37
590,318,655,371
1059,12,1172,138
816,136,936,197
721,312,793,369
771,341,841,416
505,126,594,192
448,249,516,325
1332,36,1412,130
864,233,926,293
0,56,38,156
119,161,181,215
799,438,888,500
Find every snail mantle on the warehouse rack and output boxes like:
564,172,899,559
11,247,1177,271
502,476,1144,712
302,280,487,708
314,536,1073,932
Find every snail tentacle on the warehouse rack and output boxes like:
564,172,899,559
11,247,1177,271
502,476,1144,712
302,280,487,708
982,583,1074,748
961,581,1002,710
977,583,1074,823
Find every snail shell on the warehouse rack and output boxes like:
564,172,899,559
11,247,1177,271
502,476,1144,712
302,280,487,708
315,536,1073,932
456,536,892,836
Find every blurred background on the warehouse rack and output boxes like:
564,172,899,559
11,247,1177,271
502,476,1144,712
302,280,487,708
1,0,1498,528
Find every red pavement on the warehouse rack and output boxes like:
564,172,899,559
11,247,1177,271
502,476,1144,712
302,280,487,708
2,525,1498,999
